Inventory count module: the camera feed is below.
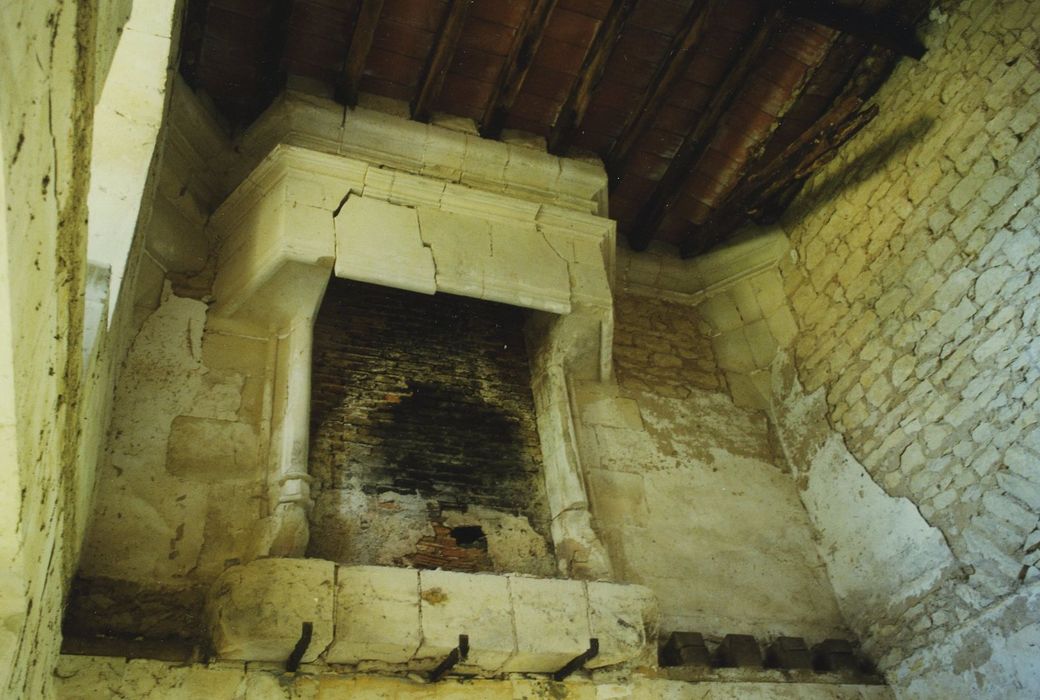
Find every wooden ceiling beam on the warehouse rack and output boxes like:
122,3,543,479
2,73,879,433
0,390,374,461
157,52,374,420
680,96,879,258
412,0,474,123
546,0,639,156
606,0,717,183
750,43,898,226
479,0,558,139
669,28,840,249
626,10,782,252
779,0,925,59
335,0,385,108
179,0,212,90
258,0,295,107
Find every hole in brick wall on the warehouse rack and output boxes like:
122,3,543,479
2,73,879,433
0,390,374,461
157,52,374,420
450,526,487,548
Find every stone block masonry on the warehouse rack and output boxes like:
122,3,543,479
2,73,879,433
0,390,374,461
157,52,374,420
205,560,657,676
774,0,1040,695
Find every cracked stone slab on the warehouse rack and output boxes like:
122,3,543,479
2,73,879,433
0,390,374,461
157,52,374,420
414,570,517,674
484,221,570,314
503,575,590,673
326,566,422,667
417,206,489,300
417,207,571,313
334,195,437,295
586,581,658,669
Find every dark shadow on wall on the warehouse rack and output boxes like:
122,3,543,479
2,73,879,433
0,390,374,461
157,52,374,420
732,115,944,243
778,115,938,232
372,379,537,513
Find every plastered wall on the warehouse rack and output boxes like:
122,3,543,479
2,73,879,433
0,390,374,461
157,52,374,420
1,2,99,697
773,0,1040,695
576,286,848,643
1,0,183,696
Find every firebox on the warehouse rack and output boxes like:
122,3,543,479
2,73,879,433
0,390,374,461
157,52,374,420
307,279,555,575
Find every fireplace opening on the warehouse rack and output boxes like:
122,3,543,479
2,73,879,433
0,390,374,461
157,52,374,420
307,279,555,576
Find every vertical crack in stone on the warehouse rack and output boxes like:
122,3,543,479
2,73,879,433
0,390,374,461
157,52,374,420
415,214,439,281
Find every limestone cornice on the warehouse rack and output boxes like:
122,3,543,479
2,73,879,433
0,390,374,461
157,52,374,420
211,144,615,247
231,91,608,216
618,227,790,306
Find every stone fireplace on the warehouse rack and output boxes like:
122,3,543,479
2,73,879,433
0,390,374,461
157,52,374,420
68,96,646,668
179,99,654,673
197,100,621,582
67,92,863,684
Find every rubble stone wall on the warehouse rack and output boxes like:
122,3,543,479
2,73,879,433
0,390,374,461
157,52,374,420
612,293,726,397
774,0,1040,695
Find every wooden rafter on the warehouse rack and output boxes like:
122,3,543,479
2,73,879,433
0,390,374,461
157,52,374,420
335,0,385,108
684,26,841,227
752,43,898,224
179,0,212,90
626,10,782,251
479,0,558,139
547,0,639,155
680,96,879,257
606,0,717,182
412,0,474,122
780,0,925,59
258,0,295,108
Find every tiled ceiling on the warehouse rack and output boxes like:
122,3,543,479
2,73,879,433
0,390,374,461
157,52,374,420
179,0,929,256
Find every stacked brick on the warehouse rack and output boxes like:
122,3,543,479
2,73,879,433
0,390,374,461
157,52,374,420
612,293,725,397
777,0,1040,667
405,520,493,572
308,279,552,569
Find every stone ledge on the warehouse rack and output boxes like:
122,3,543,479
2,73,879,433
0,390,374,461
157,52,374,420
206,560,657,677
55,653,898,698
207,559,335,664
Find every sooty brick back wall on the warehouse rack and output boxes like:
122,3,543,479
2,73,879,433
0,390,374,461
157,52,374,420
307,279,553,573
